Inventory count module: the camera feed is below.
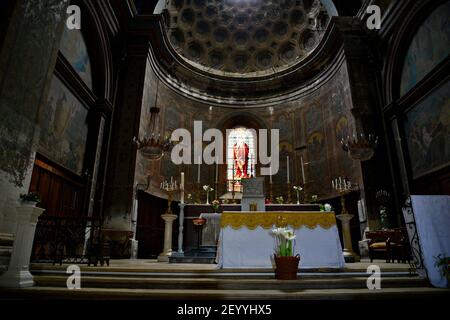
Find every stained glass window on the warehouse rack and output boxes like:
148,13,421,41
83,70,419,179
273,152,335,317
227,127,256,192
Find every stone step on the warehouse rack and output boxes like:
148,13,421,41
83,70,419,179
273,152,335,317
32,274,429,290
0,246,12,257
169,256,217,264
1,286,448,300
0,233,14,247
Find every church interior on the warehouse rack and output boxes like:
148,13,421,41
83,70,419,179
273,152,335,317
0,0,449,302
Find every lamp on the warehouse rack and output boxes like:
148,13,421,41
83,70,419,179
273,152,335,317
341,133,378,162
133,81,174,160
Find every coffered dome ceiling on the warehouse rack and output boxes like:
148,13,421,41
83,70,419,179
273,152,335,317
164,0,330,76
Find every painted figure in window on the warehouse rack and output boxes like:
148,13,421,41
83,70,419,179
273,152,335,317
233,139,249,179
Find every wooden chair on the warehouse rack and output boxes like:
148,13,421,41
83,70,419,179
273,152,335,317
388,228,411,263
366,231,391,263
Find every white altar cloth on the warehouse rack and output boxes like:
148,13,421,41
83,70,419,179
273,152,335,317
408,195,450,288
217,212,345,269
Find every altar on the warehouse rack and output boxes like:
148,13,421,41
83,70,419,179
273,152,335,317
217,212,345,269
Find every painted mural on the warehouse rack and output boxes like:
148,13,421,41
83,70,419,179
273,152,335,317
39,76,89,175
60,27,93,89
400,1,450,96
405,80,450,178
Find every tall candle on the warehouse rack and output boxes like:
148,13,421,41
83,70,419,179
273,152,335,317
301,156,306,185
269,166,273,183
180,172,185,204
197,156,201,183
215,163,218,183
287,156,290,183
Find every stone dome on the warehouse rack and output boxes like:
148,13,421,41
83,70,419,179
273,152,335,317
164,0,330,76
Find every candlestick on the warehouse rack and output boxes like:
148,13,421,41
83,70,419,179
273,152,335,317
301,156,306,185
287,156,290,183
287,182,292,204
215,162,218,183
197,156,201,184
180,172,185,204
269,166,273,184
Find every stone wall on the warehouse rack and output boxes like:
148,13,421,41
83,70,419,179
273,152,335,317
136,59,362,203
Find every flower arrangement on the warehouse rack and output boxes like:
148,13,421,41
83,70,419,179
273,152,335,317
311,195,318,203
275,196,284,204
272,227,296,257
203,185,213,192
203,185,214,204
211,200,220,212
20,192,40,204
293,186,303,204
319,203,333,212
186,193,193,203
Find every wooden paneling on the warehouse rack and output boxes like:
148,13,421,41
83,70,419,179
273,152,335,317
136,191,179,259
29,154,86,218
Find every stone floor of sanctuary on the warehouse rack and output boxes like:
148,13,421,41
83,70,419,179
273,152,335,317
0,259,448,300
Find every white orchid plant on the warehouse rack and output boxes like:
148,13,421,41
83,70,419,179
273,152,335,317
203,185,214,192
271,227,296,257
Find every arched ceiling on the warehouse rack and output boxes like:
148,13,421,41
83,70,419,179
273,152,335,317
164,0,331,76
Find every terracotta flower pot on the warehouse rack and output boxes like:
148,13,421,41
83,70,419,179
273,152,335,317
274,254,300,280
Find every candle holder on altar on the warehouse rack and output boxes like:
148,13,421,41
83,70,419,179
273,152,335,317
160,179,179,215
214,181,219,201
269,181,274,203
287,182,292,204
194,182,201,204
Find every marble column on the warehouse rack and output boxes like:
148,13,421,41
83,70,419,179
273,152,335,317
337,213,360,263
158,214,178,262
0,205,44,288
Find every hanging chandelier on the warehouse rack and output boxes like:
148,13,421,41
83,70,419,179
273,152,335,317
133,81,174,161
341,133,379,162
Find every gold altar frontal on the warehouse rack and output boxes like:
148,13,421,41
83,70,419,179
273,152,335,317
220,212,337,230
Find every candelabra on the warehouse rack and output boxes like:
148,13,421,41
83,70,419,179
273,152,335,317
332,177,360,262
341,133,378,162
160,178,179,215
158,178,179,262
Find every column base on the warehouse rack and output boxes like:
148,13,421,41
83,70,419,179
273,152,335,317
171,251,184,258
130,239,139,259
158,251,173,262
0,270,35,288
